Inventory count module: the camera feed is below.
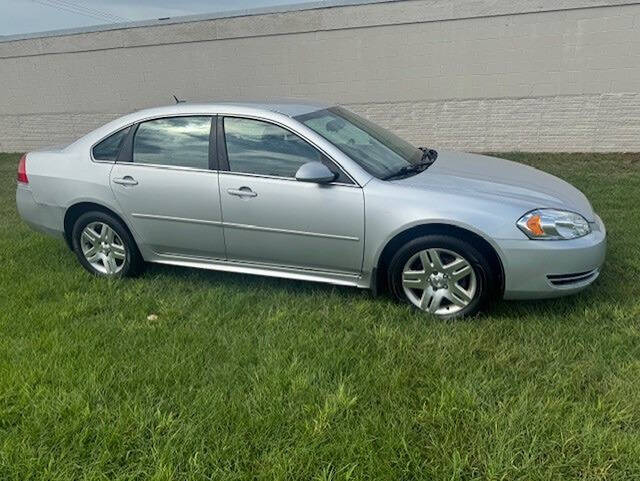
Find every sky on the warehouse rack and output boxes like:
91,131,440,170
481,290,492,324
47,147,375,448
0,0,326,36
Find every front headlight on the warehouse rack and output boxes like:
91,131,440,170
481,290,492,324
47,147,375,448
517,209,591,240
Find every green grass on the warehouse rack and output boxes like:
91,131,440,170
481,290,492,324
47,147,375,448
1,152,640,480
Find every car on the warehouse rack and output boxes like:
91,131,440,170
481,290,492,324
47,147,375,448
16,101,606,318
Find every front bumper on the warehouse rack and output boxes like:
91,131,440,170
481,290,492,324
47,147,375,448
500,214,606,300
16,184,65,239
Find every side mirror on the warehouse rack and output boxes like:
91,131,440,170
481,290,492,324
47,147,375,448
295,161,337,184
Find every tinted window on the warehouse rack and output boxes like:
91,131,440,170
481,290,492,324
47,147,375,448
296,107,422,179
223,117,326,178
133,116,211,169
92,126,130,161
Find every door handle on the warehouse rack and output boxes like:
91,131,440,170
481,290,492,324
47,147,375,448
113,176,138,186
227,187,257,198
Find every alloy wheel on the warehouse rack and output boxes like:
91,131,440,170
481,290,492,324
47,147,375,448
80,221,126,275
402,248,477,315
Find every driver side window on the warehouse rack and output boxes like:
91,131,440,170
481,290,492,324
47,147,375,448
223,117,350,183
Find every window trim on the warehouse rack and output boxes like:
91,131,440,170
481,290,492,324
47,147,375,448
103,114,216,172
90,112,360,186
219,114,357,187
209,115,218,171
216,115,228,171
90,126,131,163
117,121,137,163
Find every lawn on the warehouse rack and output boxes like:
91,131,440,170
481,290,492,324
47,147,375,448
1,152,639,480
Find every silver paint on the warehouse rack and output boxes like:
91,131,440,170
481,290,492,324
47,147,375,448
16,101,606,305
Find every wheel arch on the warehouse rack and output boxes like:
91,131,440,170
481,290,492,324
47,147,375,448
373,222,505,297
63,201,136,250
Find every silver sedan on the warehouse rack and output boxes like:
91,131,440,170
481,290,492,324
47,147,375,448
16,101,606,318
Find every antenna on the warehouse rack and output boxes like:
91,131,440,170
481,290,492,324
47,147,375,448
172,94,185,104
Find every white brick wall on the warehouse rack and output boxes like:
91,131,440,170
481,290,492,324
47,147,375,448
1,0,639,152
0,113,119,152
347,93,640,152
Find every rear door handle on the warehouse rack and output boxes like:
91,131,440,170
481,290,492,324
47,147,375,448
227,187,257,198
113,176,138,186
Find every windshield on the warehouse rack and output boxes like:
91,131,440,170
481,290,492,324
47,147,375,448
295,106,423,179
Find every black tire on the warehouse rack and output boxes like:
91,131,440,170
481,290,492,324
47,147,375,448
387,235,496,319
71,211,143,278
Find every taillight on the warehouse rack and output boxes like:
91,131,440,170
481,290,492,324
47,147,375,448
17,154,28,183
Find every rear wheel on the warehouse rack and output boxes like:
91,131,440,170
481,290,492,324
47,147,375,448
71,211,142,277
388,235,495,319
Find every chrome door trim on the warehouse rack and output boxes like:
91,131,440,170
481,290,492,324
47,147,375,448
131,212,224,226
109,161,218,174
218,170,357,187
222,221,360,242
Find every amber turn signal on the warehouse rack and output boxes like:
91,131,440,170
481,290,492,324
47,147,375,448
525,214,544,236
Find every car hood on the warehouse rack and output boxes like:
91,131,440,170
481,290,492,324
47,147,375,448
393,151,594,221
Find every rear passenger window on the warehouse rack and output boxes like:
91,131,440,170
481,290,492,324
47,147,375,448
133,116,211,169
92,126,130,161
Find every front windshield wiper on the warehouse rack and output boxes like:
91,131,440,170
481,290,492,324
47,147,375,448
382,148,438,180
381,161,433,180
419,147,438,162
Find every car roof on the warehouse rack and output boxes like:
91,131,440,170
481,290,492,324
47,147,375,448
216,100,332,117
128,100,332,119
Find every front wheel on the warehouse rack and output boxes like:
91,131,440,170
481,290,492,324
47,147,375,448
71,211,143,278
388,235,495,319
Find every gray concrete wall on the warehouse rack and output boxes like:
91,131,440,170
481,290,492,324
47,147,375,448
1,0,639,152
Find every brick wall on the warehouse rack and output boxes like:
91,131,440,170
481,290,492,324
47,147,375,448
347,93,640,152
1,0,639,152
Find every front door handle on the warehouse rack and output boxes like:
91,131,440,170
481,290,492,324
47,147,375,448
113,176,138,186
227,187,257,198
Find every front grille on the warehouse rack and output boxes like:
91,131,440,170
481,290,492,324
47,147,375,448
546,268,599,287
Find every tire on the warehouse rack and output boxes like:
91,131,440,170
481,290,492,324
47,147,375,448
71,211,143,278
387,235,496,319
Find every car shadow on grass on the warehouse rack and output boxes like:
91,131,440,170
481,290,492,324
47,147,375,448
141,261,623,322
